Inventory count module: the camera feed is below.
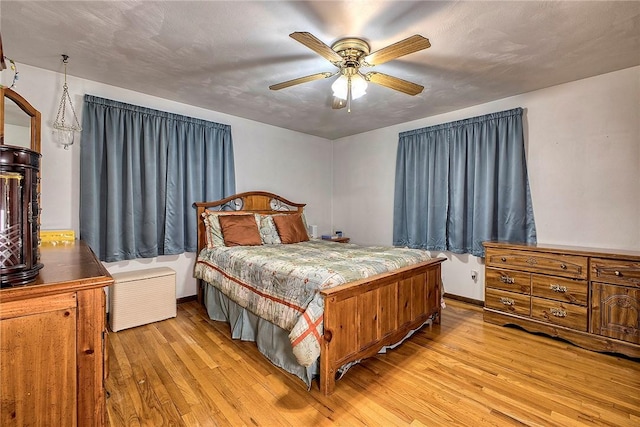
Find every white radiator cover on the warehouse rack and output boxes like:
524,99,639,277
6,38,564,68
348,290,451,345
109,267,176,332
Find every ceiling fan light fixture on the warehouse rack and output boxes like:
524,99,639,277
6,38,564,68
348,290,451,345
331,73,367,101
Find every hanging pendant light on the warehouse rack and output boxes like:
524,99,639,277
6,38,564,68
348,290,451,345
53,54,82,149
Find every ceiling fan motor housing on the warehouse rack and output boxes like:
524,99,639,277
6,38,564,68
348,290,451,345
331,38,370,72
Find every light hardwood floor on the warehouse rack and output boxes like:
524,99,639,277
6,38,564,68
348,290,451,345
106,299,639,426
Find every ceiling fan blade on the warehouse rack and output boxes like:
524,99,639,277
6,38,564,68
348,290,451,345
332,97,347,109
364,35,431,66
366,72,424,96
269,72,334,91
290,32,343,64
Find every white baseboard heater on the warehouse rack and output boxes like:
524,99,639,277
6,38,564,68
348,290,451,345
109,267,177,332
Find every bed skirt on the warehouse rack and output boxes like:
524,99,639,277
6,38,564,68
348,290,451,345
204,283,319,388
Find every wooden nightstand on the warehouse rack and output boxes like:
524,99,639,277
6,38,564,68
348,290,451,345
323,237,350,243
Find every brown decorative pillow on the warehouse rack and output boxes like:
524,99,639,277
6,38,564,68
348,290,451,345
272,213,310,244
218,214,262,247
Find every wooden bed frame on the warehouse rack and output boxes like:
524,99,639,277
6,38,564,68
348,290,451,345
193,191,446,395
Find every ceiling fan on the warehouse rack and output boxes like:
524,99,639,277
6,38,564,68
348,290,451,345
269,32,431,112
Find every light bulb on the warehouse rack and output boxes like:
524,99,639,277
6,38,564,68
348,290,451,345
331,74,368,101
350,74,367,100
331,75,349,100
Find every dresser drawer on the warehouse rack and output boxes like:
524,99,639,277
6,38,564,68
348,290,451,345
486,268,531,294
485,288,530,316
591,258,640,288
485,248,588,279
531,297,587,331
531,274,588,306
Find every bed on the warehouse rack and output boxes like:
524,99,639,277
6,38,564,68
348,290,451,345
193,191,445,395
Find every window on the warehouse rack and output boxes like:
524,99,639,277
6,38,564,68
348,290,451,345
80,95,235,262
393,107,536,257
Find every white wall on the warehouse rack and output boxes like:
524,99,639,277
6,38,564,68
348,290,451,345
4,64,333,298
6,64,638,301
332,66,640,301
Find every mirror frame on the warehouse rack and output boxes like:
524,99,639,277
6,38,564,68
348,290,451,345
0,87,41,153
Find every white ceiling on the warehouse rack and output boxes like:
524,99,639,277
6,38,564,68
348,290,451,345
2,1,639,140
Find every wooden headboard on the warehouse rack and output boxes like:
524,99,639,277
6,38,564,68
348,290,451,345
193,191,306,253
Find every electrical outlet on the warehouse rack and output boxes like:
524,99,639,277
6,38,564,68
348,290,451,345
471,270,478,281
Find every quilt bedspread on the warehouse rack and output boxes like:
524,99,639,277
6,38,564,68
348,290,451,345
194,239,432,366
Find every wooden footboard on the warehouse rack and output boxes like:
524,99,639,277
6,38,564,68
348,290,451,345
319,257,445,395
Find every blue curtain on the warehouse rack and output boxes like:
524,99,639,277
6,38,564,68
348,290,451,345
393,107,536,257
80,95,235,262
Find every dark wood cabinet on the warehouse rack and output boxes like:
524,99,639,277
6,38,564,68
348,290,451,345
0,145,42,286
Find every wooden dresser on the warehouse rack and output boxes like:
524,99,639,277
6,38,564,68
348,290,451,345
483,242,640,358
0,240,112,426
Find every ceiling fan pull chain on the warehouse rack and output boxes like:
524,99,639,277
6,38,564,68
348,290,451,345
347,75,352,113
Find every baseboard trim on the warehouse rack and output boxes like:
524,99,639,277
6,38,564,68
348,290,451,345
177,295,197,304
444,293,484,307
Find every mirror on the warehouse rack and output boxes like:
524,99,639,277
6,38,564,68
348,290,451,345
0,87,41,153
4,96,31,148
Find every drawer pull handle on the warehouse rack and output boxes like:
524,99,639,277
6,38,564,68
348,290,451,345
501,257,507,262
500,297,515,306
549,284,567,293
500,275,515,284
560,264,567,270
614,270,622,277
550,308,567,318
